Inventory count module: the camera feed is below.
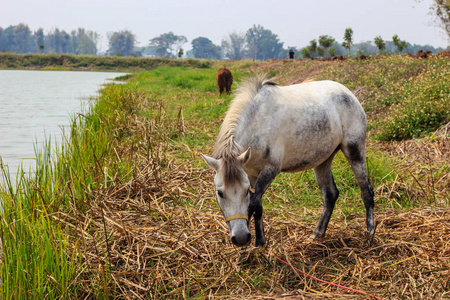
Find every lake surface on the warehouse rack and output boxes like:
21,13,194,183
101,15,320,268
0,70,126,181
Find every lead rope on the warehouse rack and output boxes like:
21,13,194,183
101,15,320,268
264,250,385,300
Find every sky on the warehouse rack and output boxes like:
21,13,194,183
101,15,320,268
1,0,448,53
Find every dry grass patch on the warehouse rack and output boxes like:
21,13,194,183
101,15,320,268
371,123,449,206
66,161,450,299
61,112,449,299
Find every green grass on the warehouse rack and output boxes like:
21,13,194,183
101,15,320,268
0,140,77,299
375,63,450,140
263,149,401,219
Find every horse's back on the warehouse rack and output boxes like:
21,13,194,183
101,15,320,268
240,80,367,173
253,80,365,129
271,80,366,132
280,81,363,112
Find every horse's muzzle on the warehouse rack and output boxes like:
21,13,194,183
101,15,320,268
228,217,251,247
231,232,251,246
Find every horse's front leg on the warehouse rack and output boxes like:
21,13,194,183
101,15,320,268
249,167,279,247
312,155,339,239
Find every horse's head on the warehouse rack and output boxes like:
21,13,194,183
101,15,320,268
201,149,252,247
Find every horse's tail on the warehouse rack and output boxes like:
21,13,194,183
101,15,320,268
224,70,233,92
218,72,228,94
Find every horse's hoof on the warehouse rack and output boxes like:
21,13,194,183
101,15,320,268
255,237,266,247
309,232,323,240
365,228,376,246
254,243,267,252
307,235,317,242
255,241,266,247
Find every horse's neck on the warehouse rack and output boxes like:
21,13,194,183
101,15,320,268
223,93,260,156
232,119,252,153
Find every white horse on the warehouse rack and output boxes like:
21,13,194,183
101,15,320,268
201,74,374,247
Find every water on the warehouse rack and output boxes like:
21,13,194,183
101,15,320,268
0,70,126,181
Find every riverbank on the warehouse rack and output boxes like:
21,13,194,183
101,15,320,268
0,56,448,298
0,52,213,72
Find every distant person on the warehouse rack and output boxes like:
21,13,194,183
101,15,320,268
289,49,295,59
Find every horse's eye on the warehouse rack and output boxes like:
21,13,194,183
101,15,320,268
217,190,224,198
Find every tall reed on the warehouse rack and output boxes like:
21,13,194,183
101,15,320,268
0,81,135,298
0,139,76,298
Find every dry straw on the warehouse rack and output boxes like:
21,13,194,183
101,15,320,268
65,172,450,299
60,116,449,299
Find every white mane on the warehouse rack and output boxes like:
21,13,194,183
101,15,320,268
210,73,276,186
212,73,276,158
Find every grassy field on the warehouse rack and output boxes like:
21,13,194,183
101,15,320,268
0,55,449,299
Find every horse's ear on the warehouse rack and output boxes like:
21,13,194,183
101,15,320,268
201,154,220,172
238,148,251,165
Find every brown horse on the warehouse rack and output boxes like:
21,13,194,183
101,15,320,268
216,68,233,95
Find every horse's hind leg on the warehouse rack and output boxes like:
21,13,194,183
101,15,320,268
226,81,232,94
312,152,340,239
341,142,375,235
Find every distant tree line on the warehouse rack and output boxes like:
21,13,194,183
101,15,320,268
138,25,287,60
1,22,447,60
299,31,446,59
0,23,98,55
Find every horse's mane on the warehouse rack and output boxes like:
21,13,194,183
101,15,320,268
211,73,277,186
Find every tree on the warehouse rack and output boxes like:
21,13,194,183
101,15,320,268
318,35,335,57
0,24,36,53
108,30,136,56
342,27,353,56
328,47,336,57
178,48,184,58
301,46,312,58
45,28,72,53
354,41,378,56
415,0,449,44
73,28,98,55
317,47,325,57
330,41,346,55
430,0,450,43
392,34,407,53
374,36,386,53
139,45,158,56
309,39,317,58
191,37,221,59
34,28,45,53
149,32,187,57
0,24,101,54
245,24,284,60
1,26,17,52
14,23,35,53
221,32,247,60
